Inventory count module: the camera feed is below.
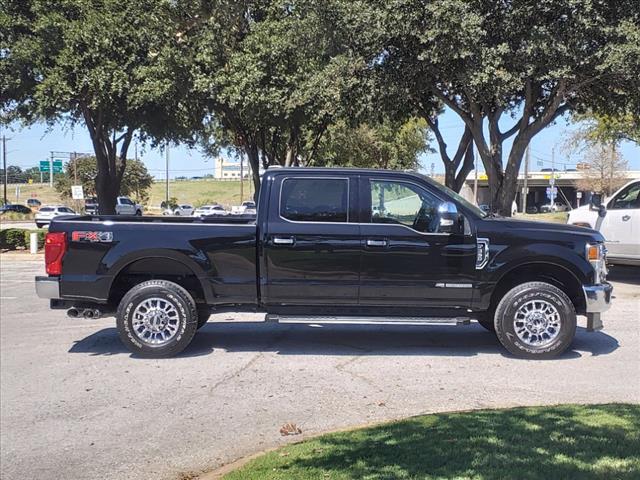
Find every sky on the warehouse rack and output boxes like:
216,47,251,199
2,108,639,179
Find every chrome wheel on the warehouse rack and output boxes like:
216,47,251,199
132,297,180,346
514,299,561,348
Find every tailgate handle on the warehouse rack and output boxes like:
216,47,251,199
366,239,388,247
622,215,631,221
273,236,295,245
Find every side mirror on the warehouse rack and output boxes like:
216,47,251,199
589,193,607,218
438,201,462,234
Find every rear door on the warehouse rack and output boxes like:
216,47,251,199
263,174,360,306
358,175,477,309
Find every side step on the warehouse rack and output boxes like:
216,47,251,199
266,315,470,326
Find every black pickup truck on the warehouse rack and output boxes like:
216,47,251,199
36,168,612,358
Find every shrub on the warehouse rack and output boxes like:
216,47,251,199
0,228,28,250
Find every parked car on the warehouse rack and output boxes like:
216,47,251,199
540,203,569,213
231,201,257,215
36,168,611,359
567,179,640,266
193,204,228,216
84,196,142,215
84,197,99,215
163,204,194,216
526,206,539,214
478,204,490,213
116,196,143,215
26,198,42,208
35,205,79,228
0,204,31,214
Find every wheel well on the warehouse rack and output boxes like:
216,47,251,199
490,263,586,315
109,258,205,306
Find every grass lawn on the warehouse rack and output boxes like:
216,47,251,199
3,179,253,212
224,404,640,480
515,212,569,223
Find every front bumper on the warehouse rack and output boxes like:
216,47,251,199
582,282,613,331
35,276,60,299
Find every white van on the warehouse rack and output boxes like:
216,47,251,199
567,179,640,266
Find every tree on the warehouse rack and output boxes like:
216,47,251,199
55,156,153,204
177,0,374,197
1,0,188,213
377,0,640,215
312,118,431,170
575,145,628,196
571,112,640,146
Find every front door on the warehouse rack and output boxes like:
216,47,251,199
601,182,640,260
263,175,360,306
358,176,477,310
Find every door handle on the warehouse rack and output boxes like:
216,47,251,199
366,239,388,247
622,215,631,221
273,236,295,245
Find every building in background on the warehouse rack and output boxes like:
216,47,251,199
214,157,252,180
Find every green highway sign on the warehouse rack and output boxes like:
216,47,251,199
40,160,63,173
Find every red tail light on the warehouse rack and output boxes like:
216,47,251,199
45,232,67,275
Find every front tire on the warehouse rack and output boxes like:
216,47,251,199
494,281,576,359
116,280,198,358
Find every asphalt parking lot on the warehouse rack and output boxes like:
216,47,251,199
1,256,639,480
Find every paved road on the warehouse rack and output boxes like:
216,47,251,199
1,257,639,480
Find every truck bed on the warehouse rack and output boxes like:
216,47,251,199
48,215,259,306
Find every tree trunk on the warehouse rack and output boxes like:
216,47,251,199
245,142,261,202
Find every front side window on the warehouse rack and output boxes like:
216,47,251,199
610,183,640,210
369,180,441,233
281,178,348,223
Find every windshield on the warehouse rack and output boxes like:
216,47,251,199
416,174,487,218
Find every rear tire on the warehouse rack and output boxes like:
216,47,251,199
494,281,576,359
116,280,198,358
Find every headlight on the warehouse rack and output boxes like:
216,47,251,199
586,243,607,284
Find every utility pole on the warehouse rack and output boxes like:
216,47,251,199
521,146,529,213
239,154,244,202
165,144,170,205
49,151,54,188
2,135,7,205
550,145,556,207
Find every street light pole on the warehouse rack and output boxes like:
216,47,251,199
2,135,7,205
240,154,244,202
165,144,170,205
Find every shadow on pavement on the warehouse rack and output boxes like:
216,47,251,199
607,265,640,286
69,323,619,359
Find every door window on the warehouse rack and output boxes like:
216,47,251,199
369,180,441,233
609,183,640,210
280,178,349,223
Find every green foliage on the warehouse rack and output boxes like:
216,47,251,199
572,112,640,146
1,0,189,213
55,157,153,204
313,118,431,170
0,228,28,250
0,165,41,183
160,197,179,210
0,229,46,250
225,404,640,479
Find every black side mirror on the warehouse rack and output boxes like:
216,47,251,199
589,193,607,218
437,201,462,234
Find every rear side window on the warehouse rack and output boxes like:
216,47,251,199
280,178,349,223
40,207,53,212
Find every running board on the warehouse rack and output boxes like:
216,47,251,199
266,315,470,326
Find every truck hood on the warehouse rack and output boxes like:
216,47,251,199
478,217,604,243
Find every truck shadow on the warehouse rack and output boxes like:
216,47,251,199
69,323,619,359
607,265,640,286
